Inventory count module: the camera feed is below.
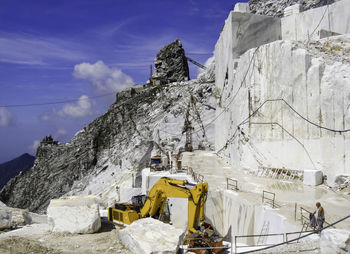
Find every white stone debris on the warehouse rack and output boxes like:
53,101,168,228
303,170,323,186
0,207,32,228
10,208,32,227
0,210,12,230
118,218,184,254
47,195,101,234
320,228,350,254
28,212,47,224
327,174,350,188
0,200,6,207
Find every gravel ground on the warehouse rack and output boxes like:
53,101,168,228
0,220,132,254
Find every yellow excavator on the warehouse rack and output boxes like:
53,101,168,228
108,177,208,233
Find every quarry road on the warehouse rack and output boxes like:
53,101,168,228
0,222,131,254
182,151,350,231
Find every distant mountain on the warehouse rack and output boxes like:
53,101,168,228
0,153,35,190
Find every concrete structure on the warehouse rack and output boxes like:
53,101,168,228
47,195,101,234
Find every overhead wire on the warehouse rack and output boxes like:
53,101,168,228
192,46,260,135
237,214,350,254
306,0,330,43
0,91,118,108
215,96,350,168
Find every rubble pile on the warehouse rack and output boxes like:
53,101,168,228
248,0,334,17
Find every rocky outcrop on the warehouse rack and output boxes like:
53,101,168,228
0,80,216,213
248,0,334,17
151,39,190,85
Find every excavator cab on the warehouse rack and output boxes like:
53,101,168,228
131,194,146,208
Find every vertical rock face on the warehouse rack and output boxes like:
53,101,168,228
151,39,190,85
248,0,335,17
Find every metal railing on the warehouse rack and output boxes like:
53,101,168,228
227,177,239,191
186,166,204,183
257,166,303,181
234,214,350,254
234,233,285,254
262,190,276,208
300,207,310,226
300,206,334,229
285,230,315,244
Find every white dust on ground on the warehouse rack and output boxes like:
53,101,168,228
0,221,131,254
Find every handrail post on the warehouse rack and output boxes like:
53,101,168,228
235,236,237,254
262,191,265,204
300,207,303,225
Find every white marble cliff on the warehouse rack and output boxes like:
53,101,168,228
215,0,350,183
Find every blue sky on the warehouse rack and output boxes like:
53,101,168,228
0,0,245,163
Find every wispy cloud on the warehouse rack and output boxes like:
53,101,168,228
92,17,142,39
73,60,134,93
55,95,94,118
54,128,67,140
0,32,88,66
28,140,40,153
0,107,14,126
39,113,50,122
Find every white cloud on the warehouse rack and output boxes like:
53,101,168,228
73,60,134,93
55,95,93,118
0,107,13,126
39,113,50,121
29,140,40,153
54,128,67,139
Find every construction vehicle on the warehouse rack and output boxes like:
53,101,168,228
108,177,208,233
149,154,169,171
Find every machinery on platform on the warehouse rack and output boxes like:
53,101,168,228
108,177,208,233
149,154,169,171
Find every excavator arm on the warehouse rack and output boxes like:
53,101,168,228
139,177,208,233
108,177,208,233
